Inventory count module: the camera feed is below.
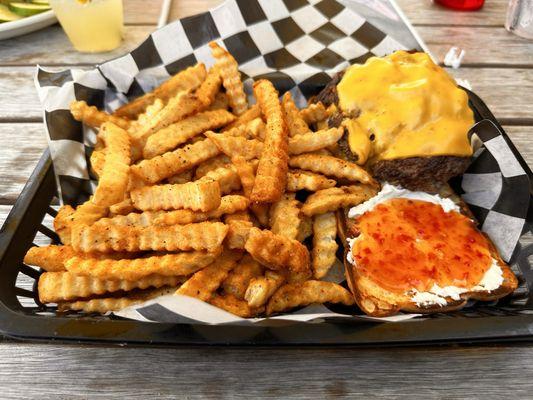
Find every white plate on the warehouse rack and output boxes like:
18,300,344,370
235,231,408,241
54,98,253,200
0,9,56,40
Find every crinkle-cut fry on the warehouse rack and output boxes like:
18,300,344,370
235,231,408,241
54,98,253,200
209,42,248,115
282,92,310,137
289,154,375,185
24,245,76,272
312,212,338,279
224,210,252,224
245,270,286,308
266,280,354,315
90,148,106,178
203,166,241,194
167,169,194,185
70,101,130,130
134,98,165,129
143,109,235,159
194,154,230,179
57,286,177,313
222,255,263,300
226,219,253,249
296,215,313,242
176,250,242,301
222,104,261,131
71,221,228,253
205,132,263,160
251,80,289,203
269,193,301,240
288,127,344,155
286,170,337,192
54,205,75,244
301,185,378,216
299,102,328,125
132,137,220,184
93,123,132,207
230,156,255,197
38,271,182,303
245,227,310,274
98,195,249,227
209,293,264,317
131,178,221,212
65,250,220,282
207,92,229,111
196,66,222,107
109,198,135,216
114,63,207,119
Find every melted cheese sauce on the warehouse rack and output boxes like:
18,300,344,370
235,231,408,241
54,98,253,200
337,51,474,162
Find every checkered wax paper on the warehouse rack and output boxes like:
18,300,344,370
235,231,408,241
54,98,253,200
35,0,532,324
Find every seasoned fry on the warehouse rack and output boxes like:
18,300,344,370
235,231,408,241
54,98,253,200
269,193,301,240
54,205,75,244
222,255,263,299
301,185,378,216
312,212,338,279
205,132,263,160
24,245,76,272
222,104,261,131
194,154,230,179
70,100,130,130
226,219,253,249
143,109,235,159
132,137,220,184
288,127,344,155
113,63,207,119
203,166,241,194
167,170,194,185
286,170,337,192
90,148,106,178
207,92,229,111
299,102,328,125
196,66,222,107
266,280,355,315
66,250,220,281
251,80,289,203
71,221,228,253
134,99,165,129
209,42,248,115
224,210,253,224
244,227,310,274
230,156,255,197
209,293,264,317
245,270,285,308
55,200,108,245
131,178,221,212
109,198,135,216
296,215,313,242
93,122,131,207
289,154,375,185
282,92,310,137
176,250,241,301
38,271,181,303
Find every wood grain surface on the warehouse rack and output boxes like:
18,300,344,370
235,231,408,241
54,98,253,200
1,0,533,398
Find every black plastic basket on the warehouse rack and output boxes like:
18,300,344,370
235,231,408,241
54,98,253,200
1,90,533,346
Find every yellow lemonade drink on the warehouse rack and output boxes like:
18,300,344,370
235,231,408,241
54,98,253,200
50,0,123,53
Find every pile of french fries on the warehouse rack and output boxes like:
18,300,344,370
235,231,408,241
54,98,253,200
24,42,378,317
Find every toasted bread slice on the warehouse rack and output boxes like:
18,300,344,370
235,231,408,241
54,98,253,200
337,184,519,317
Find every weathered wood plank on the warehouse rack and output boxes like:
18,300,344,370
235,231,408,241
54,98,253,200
123,0,223,25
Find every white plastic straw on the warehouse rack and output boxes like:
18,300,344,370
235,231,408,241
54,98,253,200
158,0,172,28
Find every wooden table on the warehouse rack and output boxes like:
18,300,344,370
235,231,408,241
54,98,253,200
1,0,532,398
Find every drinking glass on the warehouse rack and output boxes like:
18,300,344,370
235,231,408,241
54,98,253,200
506,0,533,39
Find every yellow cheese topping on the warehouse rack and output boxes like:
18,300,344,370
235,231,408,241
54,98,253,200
337,51,474,162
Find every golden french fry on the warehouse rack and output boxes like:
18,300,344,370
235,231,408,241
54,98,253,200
54,205,75,244
209,293,264,317
312,212,338,279
296,215,313,242
282,92,310,137
222,104,261,131
301,185,378,216
289,154,375,185
251,80,289,203
66,250,220,281
226,219,253,249
194,154,231,179
230,156,255,197
244,227,310,274
134,99,165,129
299,102,327,125
269,193,301,240
55,200,108,245
109,197,135,216
132,137,220,184
70,100,130,130
71,221,228,253
24,245,76,272
39,271,181,303
209,42,248,115
167,170,194,185
90,148,106,178
113,63,207,119
203,166,241,194
266,280,355,315
286,170,337,192
245,270,285,308
176,250,242,301
207,92,229,111
143,110,235,159
131,178,221,212
224,210,253,224
222,255,263,299
57,286,177,313
93,122,131,207
205,132,263,160
288,127,344,155
196,66,222,107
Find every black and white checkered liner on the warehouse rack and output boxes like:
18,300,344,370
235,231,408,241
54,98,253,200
34,0,532,323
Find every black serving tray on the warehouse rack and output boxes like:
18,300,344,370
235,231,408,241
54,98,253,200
0,89,533,347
